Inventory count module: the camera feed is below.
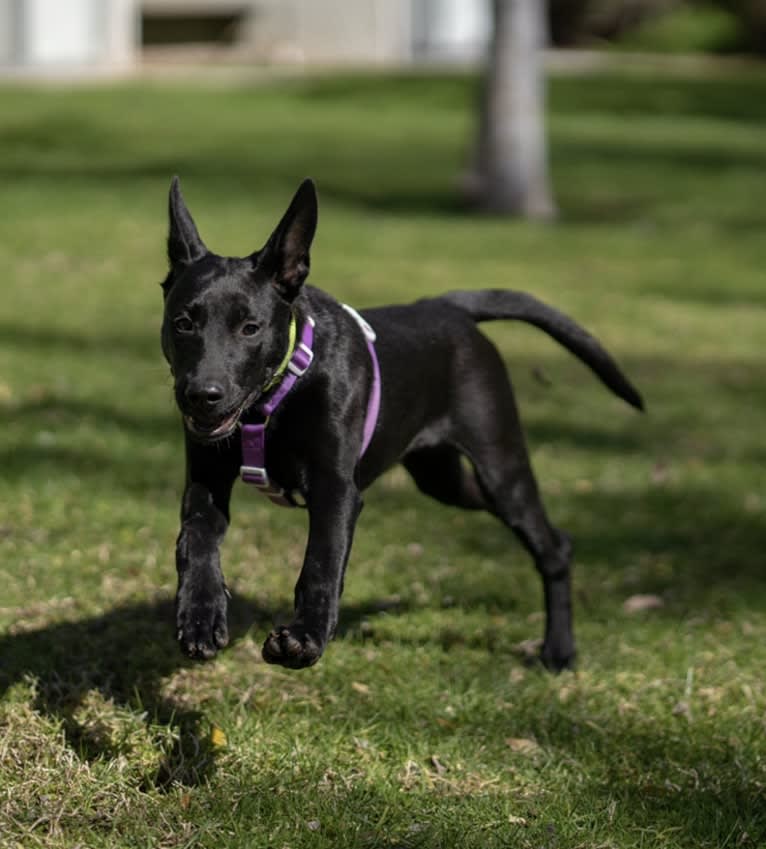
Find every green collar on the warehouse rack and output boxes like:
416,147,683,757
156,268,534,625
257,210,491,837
262,313,297,394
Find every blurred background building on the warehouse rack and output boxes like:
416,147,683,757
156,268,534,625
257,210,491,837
2,1,763,77
0,0,492,76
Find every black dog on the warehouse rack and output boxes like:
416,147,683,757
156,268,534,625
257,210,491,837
161,178,643,672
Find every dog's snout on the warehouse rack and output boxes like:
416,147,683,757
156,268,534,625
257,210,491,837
186,382,225,407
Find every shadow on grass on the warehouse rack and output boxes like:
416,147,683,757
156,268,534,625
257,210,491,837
0,394,181,498
3,73,766,224
3,348,764,486
0,591,420,789
364,477,766,614
550,71,766,125
2,395,176,440
523,702,766,846
1,574,763,842
0,594,265,788
0,321,158,362
0,407,646,497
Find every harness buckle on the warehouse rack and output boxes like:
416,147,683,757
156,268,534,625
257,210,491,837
240,465,270,487
287,341,314,377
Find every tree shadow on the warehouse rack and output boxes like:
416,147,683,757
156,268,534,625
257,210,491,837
550,70,766,126
0,394,180,497
0,321,158,362
1,395,176,441
3,72,765,223
363,473,766,616
526,703,766,845
569,486,766,608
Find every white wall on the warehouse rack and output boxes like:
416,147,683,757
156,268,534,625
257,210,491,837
1,0,138,72
249,0,489,67
248,0,412,65
25,0,101,64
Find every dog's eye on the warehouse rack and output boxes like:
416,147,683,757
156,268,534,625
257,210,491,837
174,315,194,334
241,322,259,337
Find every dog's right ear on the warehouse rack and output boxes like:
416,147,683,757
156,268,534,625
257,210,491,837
167,176,207,267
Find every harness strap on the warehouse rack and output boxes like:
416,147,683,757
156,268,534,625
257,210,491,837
342,304,380,456
240,306,381,508
240,420,293,507
240,315,315,506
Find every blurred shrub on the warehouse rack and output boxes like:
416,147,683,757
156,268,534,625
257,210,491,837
549,0,684,45
715,0,766,50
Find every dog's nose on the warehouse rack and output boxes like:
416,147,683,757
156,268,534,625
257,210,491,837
186,382,225,407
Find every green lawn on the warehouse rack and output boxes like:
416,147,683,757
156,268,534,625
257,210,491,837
1,64,765,848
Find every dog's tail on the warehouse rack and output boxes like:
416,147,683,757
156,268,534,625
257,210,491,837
440,289,644,411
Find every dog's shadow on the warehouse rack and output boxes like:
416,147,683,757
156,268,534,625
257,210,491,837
0,591,409,790
0,593,274,788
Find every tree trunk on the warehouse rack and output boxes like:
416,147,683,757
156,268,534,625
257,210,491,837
469,0,556,218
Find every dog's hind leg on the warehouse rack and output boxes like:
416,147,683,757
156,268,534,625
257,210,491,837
479,463,575,672
403,445,487,510
452,340,576,671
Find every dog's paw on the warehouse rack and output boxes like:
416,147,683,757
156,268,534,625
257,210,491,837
539,642,576,673
262,624,323,669
176,587,229,660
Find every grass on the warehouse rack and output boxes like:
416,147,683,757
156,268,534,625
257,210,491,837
1,63,766,848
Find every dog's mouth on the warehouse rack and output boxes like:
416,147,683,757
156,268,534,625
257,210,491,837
184,410,241,442
183,393,256,442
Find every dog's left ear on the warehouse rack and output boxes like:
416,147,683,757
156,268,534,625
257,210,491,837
260,179,318,301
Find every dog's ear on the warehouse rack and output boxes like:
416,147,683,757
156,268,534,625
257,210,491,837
260,179,318,301
167,176,208,267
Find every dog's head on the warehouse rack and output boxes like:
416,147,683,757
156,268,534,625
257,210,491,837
161,178,318,442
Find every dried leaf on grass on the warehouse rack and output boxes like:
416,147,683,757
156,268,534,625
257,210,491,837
505,737,540,755
513,638,543,661
623,594,664,614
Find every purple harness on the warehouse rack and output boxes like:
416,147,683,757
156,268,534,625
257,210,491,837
240,306,380,507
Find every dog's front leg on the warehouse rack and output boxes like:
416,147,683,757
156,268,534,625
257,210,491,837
263,474,362,669
175,446,238,660
176,481,231,659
